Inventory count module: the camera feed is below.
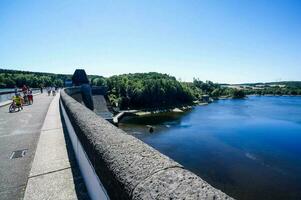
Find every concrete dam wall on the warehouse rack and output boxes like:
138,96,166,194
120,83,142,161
60,87,233,200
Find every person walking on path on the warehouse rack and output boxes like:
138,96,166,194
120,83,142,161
28,89,33,104
22,85,28,95
47,87,51,96
14,86,18,95
52,86,56,96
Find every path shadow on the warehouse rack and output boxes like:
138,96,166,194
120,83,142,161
59,105,91,200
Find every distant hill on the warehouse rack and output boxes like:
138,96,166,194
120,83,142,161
237,81,301,88
266,81,301,88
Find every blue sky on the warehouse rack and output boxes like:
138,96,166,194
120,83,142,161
0,0,300,83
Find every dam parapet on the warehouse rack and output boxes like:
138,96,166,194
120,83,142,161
60,69,234,200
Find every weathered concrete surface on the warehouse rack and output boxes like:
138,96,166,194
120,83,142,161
61,88,234,200
24,93,89,200
133,168,232,200
0,93,53,200
93,95,113,120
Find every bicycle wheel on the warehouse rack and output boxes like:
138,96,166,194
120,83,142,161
9,104,15,113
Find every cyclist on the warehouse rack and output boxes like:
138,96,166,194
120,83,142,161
12,93,23,111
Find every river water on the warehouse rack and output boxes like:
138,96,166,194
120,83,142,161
119,96,301,200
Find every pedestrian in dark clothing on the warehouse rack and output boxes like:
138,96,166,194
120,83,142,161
14,86,18,95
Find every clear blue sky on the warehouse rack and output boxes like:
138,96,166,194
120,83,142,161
0,0,300,83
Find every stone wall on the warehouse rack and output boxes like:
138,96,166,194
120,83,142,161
60,88,234,200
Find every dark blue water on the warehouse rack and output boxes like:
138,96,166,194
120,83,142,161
119,96,301,200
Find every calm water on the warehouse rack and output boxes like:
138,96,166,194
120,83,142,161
119,96,301,200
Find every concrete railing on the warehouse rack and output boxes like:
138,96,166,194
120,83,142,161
60,87,233,200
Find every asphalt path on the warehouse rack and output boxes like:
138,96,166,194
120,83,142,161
0,94,54,200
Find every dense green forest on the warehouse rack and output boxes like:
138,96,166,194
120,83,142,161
102,73,246,109
105,73,195,109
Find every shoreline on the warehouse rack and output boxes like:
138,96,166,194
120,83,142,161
248,94,301,97
114,94,301,119
118,102,210,118
134,105,193,116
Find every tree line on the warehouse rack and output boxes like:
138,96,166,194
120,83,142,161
0,69,68,88
96,73,246,110
234,81,301,96
245,86,301,96
0,69,103,89
2,69,299,110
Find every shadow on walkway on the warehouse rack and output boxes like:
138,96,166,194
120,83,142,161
60,105,91,200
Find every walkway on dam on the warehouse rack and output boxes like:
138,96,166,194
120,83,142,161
0,93,54,199
0,93,89,200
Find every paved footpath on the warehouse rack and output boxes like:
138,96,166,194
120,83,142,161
0,94,54,200
24,93,89,200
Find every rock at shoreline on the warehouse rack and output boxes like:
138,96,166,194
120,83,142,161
172,108,183,112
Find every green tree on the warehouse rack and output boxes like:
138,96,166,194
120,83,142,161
231,89,246,98
92,77,107,86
